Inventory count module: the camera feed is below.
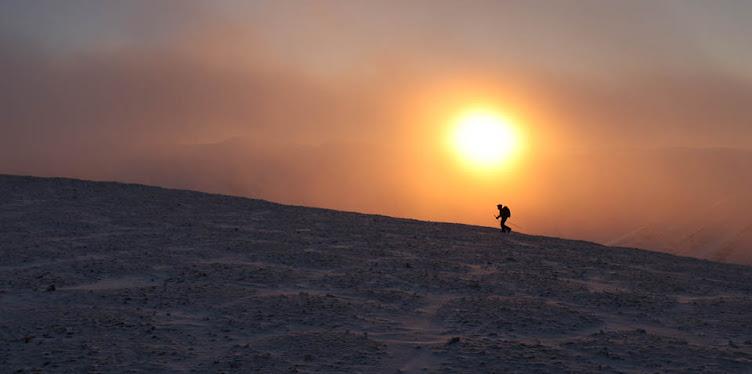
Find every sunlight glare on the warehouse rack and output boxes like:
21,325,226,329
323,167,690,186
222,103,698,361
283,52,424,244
450,110,521,171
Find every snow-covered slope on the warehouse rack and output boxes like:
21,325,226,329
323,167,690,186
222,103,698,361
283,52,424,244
607,219,752,265
2,175,752,373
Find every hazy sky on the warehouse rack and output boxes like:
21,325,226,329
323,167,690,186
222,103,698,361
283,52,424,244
2,1,752,257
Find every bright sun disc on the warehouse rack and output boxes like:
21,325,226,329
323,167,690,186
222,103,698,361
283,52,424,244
451,110,520,169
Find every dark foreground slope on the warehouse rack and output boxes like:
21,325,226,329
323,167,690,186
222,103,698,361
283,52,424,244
1,174,752,373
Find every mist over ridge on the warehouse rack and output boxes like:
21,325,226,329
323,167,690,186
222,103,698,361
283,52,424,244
2,143,751,265
3,1,752,264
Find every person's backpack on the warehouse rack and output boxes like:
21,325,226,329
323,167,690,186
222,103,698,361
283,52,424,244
502,206,511,218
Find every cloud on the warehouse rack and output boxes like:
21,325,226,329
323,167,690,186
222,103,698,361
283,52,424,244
526,71,752,149
0,25,423,217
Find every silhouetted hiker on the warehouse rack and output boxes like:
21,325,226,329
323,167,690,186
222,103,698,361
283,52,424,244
496,204,511,233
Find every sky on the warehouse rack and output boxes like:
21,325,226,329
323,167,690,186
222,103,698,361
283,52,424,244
2,1,752,261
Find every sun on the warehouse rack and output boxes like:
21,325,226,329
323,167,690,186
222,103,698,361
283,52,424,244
450,109,521,170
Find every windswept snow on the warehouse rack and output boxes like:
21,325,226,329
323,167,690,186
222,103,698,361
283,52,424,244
2,175,752,373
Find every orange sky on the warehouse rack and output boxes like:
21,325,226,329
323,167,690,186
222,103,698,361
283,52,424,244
2,1,752,262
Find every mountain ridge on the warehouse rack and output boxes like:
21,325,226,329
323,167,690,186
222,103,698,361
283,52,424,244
2,174,752,373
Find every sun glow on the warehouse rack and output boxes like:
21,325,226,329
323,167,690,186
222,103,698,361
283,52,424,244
450,109,522,171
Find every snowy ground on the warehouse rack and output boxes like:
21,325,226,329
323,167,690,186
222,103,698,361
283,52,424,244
2,174,752,373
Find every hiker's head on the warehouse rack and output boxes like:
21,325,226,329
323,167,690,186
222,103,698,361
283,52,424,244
497,204,503,209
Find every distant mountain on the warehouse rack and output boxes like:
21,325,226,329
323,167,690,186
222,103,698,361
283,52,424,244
2,174,752,373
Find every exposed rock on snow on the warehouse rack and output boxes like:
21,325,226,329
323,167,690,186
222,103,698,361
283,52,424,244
1,175,752,373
